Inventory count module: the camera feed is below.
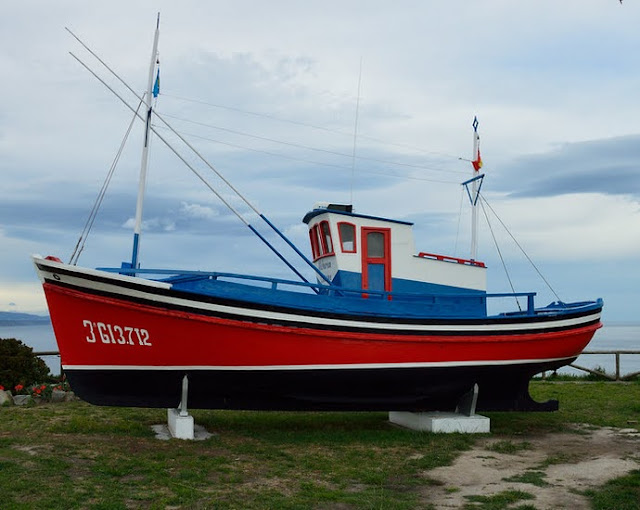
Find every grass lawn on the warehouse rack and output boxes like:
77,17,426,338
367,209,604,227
0,381,639,509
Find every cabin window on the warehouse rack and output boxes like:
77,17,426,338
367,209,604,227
320,221,334,255
310,221,334,260
338,222,356,253
366,232,385,258
309,227,320,260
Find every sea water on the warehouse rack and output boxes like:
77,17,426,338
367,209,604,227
1,322,639,378
559,323,640,378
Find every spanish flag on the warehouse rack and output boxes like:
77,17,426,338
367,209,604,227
472,145,483,171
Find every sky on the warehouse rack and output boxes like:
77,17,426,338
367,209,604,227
1,1,639,322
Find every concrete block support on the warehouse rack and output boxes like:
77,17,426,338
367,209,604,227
389,411,490,433
167,408,195,440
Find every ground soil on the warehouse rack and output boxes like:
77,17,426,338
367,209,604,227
421,424,640,509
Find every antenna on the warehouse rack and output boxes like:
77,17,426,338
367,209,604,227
349,57,363,205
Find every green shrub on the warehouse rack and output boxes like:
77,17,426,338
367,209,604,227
0,337,51,391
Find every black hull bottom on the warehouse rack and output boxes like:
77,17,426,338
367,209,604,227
65,359,574,413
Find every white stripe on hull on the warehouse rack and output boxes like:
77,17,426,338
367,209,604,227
63,356,574,371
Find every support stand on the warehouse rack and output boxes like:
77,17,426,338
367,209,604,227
389,384,490,433
167,375,195,440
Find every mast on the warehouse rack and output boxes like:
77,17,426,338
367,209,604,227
470,116,482,260
131,13,160,269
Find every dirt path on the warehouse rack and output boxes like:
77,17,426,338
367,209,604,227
422,425,640,509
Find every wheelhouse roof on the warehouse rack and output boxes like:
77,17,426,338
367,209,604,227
302,204,414,226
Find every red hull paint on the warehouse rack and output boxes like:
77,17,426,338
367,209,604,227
43,282,601,369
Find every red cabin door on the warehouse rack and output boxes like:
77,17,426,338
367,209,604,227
361,227,391,298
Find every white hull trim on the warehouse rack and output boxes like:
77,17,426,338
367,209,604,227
64,356,575,371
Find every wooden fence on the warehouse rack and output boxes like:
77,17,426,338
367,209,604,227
34,351,63,376
568,350,640,381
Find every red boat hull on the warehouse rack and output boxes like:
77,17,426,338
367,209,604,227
39,265,602,411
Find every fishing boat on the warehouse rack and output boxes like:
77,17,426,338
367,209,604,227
33,19,602,413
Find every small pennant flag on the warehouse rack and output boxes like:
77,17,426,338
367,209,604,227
152,69,160,98
472,145,483,171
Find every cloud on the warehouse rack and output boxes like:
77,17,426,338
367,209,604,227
179,201,219,220
121,217,176,232
495,135,640,200
0,282,47,314
477,192,640,262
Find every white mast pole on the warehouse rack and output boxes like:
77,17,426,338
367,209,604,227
131,13,160,269
470,116,480,261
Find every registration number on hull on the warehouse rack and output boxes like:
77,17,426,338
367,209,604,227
82,320,152,347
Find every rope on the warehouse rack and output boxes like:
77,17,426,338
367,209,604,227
157,113,466,178
69,100,143,265
152,125,460,185
161,91,468,162
479,194,562,302
479,197,522,312
453,186,465,256
350,57,363,205
68,51,332,286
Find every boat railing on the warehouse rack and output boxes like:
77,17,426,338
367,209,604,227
489,292,536,315
100,266,544,314
417,252,486,268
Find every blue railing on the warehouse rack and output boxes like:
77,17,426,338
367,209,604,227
98,266,545,315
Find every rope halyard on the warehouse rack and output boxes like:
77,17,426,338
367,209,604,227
479,198,522,312
479,193,562,304
69,101,143,265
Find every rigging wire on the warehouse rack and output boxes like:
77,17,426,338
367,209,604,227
162,91,469,162
65,27,463,287
152,124,461,185
350,57,363,205
69,99,143,265
159,112,467,177
65,36,564,309
478,196,522,312
67,49,327,286
479,195,562,302
453,185,465,256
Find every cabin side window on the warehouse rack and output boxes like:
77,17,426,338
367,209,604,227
310,221,335,260
338,222,356,253
309,227,320,260
320,221,334,256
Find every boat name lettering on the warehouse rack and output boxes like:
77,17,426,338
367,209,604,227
318,260,332,270
82,320,152,347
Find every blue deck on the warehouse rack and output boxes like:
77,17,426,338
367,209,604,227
101,267,602,320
